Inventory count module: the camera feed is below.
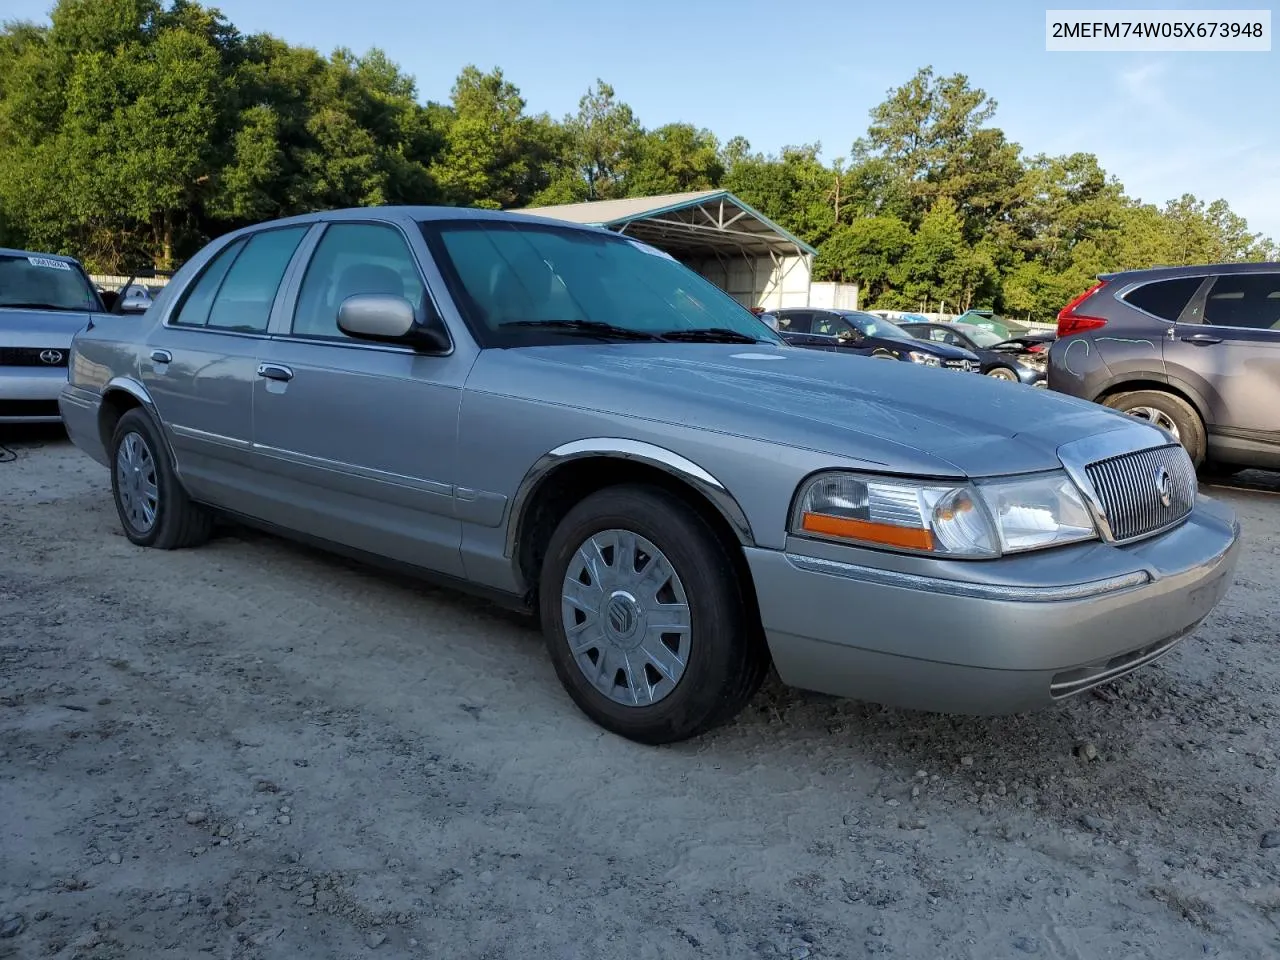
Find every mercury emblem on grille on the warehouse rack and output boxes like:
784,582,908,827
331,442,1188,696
1154,467,1173,509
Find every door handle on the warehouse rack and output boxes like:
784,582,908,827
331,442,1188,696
1180,333,1222,345
257,363,294,382
149,349,172,364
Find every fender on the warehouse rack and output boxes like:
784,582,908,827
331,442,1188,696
1091,369,1218,429
504,437,756,560
101,376,183,475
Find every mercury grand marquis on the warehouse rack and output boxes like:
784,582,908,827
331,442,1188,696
58,207,1241,743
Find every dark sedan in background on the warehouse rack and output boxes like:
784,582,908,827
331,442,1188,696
899,321,1049,385
773,308,981,372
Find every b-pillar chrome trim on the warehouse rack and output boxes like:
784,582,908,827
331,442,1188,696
503,438,755,559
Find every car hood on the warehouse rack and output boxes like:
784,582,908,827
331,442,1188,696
470,342,1160,477
883,338,976,360
0,307,96,347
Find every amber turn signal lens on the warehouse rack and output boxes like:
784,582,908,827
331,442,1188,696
800,512,936,551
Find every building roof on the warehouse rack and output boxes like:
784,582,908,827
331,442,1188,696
507,190,817,259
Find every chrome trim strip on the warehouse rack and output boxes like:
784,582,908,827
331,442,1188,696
504,438,754,559
1049,629,1192,698
170,423,252,451
251,442,454,497
783,553,1152,602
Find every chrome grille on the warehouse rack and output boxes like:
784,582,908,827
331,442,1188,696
1085,444,1196,542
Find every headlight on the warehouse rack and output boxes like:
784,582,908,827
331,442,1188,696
907,351,940,366
975,472,1096,553
792,470,1098,558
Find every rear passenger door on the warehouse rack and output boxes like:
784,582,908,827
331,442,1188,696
1166,270,1280,456
250,219,469,577
143,225,309,512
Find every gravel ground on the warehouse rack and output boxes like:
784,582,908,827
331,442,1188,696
1,429,1278,960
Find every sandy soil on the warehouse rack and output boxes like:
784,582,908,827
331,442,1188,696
1,429,1278,960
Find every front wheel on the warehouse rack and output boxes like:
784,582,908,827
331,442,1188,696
1103,389,1207,465
986,366,1019,381
539,484,768,744
110,408,213,549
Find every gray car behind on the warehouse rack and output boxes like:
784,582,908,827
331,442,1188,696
1,248,105,424
1047,262,1280,473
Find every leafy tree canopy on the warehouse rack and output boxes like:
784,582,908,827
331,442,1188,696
0,7,1272,315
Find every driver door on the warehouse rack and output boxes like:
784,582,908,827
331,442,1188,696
250,219,470,577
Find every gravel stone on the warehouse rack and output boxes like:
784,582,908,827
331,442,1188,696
1013,935,1041,953
1081,814,1110,832
184,811,207,825
108,852,122,865
1260,831,1280,850
368,931,387,949
0,915,24,939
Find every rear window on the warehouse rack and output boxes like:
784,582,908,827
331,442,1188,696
1122,277,1204,322
0,254,99,312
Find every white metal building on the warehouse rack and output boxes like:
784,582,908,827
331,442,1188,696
508,190,827,311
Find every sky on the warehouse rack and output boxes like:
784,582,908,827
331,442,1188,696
7,0,1280,241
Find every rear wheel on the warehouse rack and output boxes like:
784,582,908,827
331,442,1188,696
1103,390,1206,465
539,484,768,744
110,408,213,549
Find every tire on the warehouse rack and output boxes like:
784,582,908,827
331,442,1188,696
986,366,1019,381
110,407,213,549
1103,390,1207,465
538,483,768,744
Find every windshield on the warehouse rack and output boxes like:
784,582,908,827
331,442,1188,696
845,312,912,341
418,219,782,347
0,254,100,312
962,326,1005,348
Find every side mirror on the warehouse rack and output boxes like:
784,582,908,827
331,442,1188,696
337,294,450,352
837,328,859,342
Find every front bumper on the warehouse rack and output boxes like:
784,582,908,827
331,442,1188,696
1,368,68,422
746,496,1240,714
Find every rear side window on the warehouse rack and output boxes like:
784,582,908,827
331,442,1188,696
172,239,246,327
206,227,308,333
1203,273,1280,330
777,311,813,333
1122,277,1204,321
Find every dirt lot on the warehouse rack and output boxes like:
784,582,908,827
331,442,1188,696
1,430,1278,960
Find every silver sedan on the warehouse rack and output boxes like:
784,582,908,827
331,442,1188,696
1,248,105,424
58,207,1240,743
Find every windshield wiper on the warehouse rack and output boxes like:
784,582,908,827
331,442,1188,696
0,301,80,312
498,319,661,341
656,327,767,344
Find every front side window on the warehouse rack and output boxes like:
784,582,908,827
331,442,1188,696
1202,273,1280,330
811,313,849,337
846,312,911,341
1122,276,1204,322
0,254,101,312
292,223,426,339
419,219,780,346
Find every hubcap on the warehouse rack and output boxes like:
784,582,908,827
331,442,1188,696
115,431,159,533
561,529,691,707
1124,406,1180,440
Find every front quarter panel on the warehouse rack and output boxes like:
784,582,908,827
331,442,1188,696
453,353,886,594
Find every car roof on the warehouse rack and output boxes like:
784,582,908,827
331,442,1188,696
222,205,621,239
1101,261,1280,282
0,247,83,265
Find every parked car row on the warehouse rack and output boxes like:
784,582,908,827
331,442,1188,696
42,207,1239,744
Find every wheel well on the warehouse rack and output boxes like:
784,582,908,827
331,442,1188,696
98,389,143,452
1094,380,1206,423
513,458,766,645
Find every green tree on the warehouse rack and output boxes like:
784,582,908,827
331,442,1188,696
812,215,912,300
626,123,723,196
